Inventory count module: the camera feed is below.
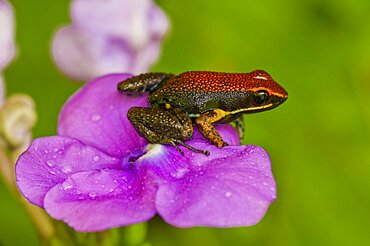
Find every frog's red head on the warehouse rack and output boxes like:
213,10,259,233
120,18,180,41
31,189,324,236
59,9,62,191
244,70,288,113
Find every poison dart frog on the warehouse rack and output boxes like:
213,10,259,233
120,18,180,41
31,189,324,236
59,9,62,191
117,70,288,156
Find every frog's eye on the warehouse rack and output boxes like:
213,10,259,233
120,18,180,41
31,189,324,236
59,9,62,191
253,90,270,105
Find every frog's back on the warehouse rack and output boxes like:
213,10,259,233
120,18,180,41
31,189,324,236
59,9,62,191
153,71,260,93
149,71,264,114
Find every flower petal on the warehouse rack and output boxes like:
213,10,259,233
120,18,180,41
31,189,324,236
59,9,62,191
155,144,276,227
15,136,120,207
58,74,148,158
52,27,135,81
71,0,168,48
44,168,156,232
0,0,16,70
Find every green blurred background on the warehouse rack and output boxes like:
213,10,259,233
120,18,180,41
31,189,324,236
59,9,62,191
1,0,370,245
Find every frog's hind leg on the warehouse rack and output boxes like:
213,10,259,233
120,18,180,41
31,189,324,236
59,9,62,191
233,116,245,140
127,106,210,156
117,73,174,95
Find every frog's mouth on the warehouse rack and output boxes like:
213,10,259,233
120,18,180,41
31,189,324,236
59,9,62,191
231,103,275,114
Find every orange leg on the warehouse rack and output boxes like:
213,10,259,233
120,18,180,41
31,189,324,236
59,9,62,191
195,109,229,148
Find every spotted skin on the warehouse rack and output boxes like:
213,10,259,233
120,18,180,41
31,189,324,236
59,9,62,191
127,106,209,155
195,109,230,147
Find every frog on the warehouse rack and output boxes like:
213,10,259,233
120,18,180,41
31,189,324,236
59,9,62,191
117,70,288,156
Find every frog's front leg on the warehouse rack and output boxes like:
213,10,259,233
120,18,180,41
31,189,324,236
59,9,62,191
127,106,210,156
195,109,230,148
117,73,174,94
233,116,245,140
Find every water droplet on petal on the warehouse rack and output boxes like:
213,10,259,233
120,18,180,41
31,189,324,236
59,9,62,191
49,170,56,175
225,191,232,198
173,168,189,179
46,160,56,167
62,165,73,174
63,183,73,191
92,155,100,162
91,114,101,122
88,192,97,199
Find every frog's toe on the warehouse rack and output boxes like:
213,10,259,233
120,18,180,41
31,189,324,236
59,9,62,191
222,141,229,147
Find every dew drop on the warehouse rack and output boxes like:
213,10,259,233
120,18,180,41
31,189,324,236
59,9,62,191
49,170,56,175
173,168,188,179
88,192,97,199
109,188,114,193
91,114,101,122
92,155,100,162
62,165,73,174
63,183,73,191
46,160,56,167
225,191,232,198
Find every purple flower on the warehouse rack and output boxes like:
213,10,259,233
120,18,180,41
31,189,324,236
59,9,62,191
16,74,276,232
0,0,16,72
51,0,169,82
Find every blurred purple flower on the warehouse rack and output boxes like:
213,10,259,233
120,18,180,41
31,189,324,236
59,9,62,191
0,0,16,103
0,0,16,71
52,0,169,82
16,74,276,232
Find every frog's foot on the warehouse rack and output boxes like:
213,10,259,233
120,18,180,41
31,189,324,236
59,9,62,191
118,73,174,95
171,139,210,156
127,106,209,156
195,109,230,148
